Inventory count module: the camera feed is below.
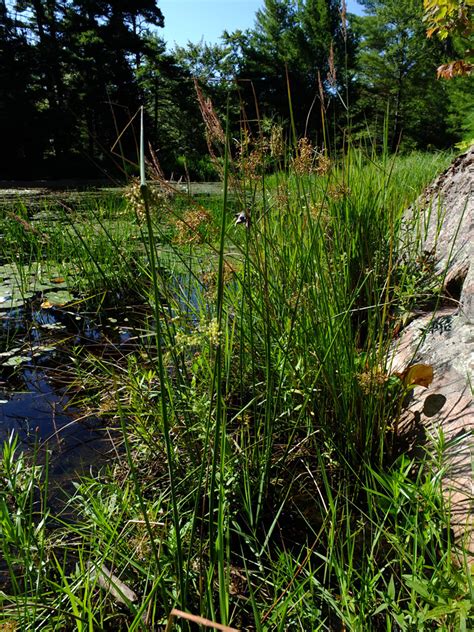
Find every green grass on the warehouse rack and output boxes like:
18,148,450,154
0,145,470,631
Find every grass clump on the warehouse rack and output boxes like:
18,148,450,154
0,136,470,631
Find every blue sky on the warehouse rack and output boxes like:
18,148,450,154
159,1,362,49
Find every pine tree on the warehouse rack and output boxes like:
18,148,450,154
353,0,458,149
0,1,46,175
223,0,351,140
2,0,168,177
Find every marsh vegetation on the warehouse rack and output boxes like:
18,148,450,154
0,138,471,630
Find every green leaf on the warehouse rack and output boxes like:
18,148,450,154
388,575,396,600
421,599,471,621
373,602,389,615
403,575,436,601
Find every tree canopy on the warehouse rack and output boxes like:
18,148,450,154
0,0,471,180
353,0,459,149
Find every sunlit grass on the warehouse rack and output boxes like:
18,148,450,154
0,145,470,631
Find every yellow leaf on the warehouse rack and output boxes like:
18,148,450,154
397,364,434,388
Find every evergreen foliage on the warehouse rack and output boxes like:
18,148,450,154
0,0,203,179
0,0,471,179
352,0,464,150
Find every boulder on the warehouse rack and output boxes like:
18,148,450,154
391,147,473,559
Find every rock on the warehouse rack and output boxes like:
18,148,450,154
392,147,473,559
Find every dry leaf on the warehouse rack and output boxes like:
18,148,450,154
166,608,239,632
396,363,434,388
437,60,473,79
50,276,66,284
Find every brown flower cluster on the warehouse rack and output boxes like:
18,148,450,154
235,130,268,181
194,79,226,179
269,123,285,158
236,122,288,180
275,182,290,208
308,201,331,224
293,138,332,177
201,260,235,297
124,178,163,222
124,178,146,220
315,152,332,176
174,205,213,245
327,41,337,89
293,137,315,176
357,367,388,394
328,182,350,200
194,79,225,148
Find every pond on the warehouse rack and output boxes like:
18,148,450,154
0,281,143,485
0,185,168,485
0,181,231,485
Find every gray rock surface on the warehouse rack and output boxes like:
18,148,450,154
392,147,473,559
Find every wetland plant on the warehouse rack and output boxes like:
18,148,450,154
0,117,470,630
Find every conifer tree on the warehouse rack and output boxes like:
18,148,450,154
353,0,459,149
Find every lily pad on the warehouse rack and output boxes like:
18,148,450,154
31,345,56,357
0,297,29,310
41,289,75,307
0,347,22,359
2,354,30,367
0,262,76,297
39,322,67,331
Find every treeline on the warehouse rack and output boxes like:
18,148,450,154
0,0,472,180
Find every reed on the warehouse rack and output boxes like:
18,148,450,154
0,112,468,629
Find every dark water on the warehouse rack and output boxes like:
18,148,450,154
0,295,145,481
0,183,216,477
0,368,112,479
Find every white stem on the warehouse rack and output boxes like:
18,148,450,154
140,105,146,189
